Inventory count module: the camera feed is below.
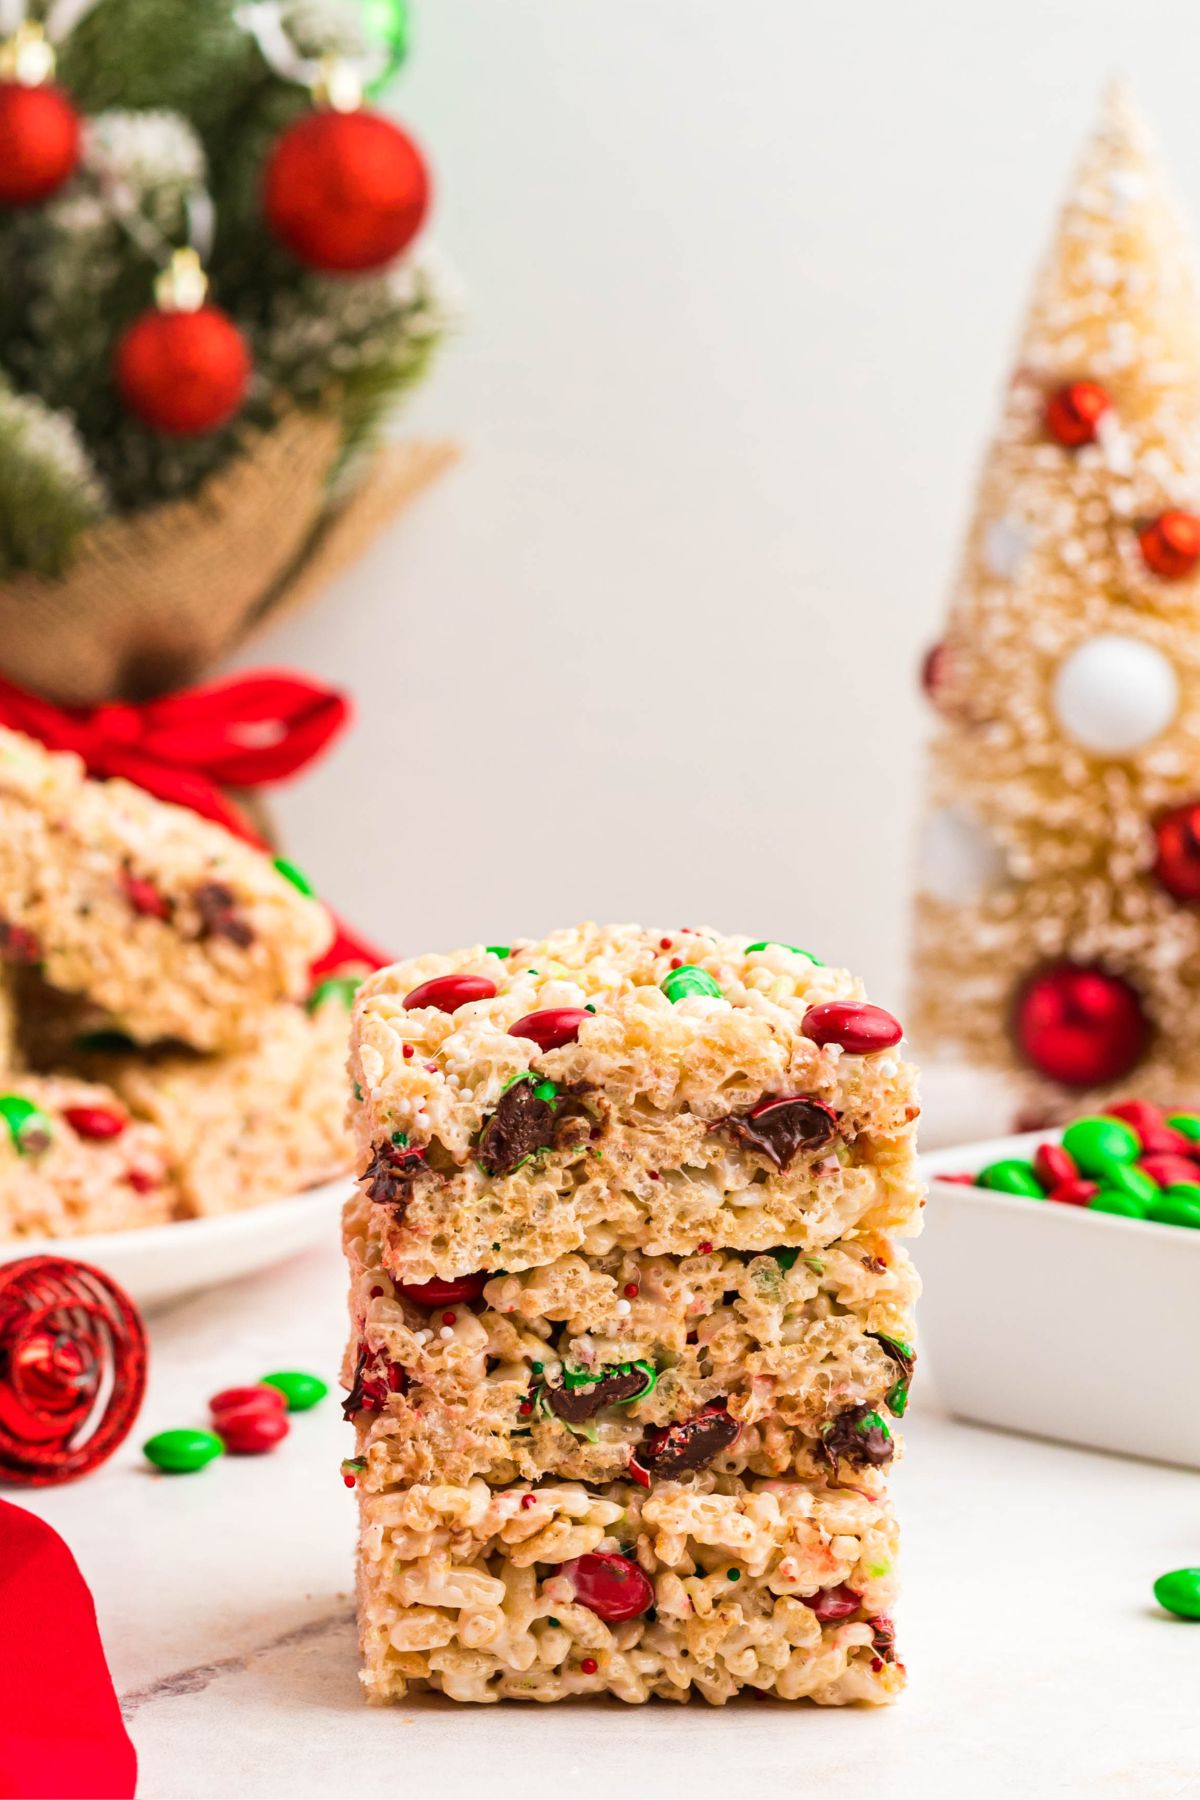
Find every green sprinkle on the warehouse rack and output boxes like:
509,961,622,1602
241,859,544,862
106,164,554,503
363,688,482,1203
307,974,362,1013
273,856,316,897
391,1131,409,1147
584,1003,597,1013
487,945,511,959
726,1568,741,1581
531,1363,544,1374
745,941,822,964
144,1428,223,1473
803,1257,826,1275
260,1370,329,1412
660,965,722,1004
353,1082,363,1102
772,1247,801,1271
0,1094,52,1156
547,1617,561,1629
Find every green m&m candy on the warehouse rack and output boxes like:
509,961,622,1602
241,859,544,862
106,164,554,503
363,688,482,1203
745,941,823,965
1098,1161,1157,1206
977,1158,1045,1198
0,1094,52,1155
306,974,362,1014
273,856,316,897
1088,1188,1146,1220
261,1370,328,1412
1147,1188,1200,1230
144,1428,224,1473
1167,1113,1200,1142
1061,1116,1139,1176
661,966,722,1003
1154,1568,1200,1619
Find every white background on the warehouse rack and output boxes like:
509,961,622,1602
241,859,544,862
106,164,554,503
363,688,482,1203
250,0,1200,1009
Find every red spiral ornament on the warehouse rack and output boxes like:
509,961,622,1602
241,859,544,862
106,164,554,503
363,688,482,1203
0,1258,147,1485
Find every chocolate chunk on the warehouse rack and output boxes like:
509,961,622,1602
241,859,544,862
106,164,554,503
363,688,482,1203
820,1403,894,1470
342,1343,407,1419
867,1332,916,1416
363,1140,428,1215
477,1078,591,1178
192,881,255,948
639,1400,741,1475
717,1095,838,1170
0,920,40,965
544,1366,649,1424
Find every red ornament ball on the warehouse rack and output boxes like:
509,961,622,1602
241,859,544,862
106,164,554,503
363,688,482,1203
1044,380,1111,448
1139,511,1200,581
1152,802,1200,903
114,304,250,436
263,106,430,274
1012,963,1149,1088
0,81,80,206
0,1257,146,1484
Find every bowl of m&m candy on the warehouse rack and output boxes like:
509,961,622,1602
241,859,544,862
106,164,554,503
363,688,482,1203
919,1103,1200,1470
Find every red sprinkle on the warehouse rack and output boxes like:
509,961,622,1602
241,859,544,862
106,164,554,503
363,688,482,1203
659,937,672,950
518,1400,533,1417
403,973,496,1013
670,958,682,969
402,1044,414,1059
580,1657,598,1675
507,1007,590,1052
697,1241,713,1254
521,1492,538,1508
801,1002,903,1055
623,1282,639,1298
1048,1178,1099,1207
441,1311,456,1326
648,1171,660,1181
124,1169,158,1194
63,1104,127,1142
397,1273,488,1308
342,1472,357,1488
369,1285,384,1298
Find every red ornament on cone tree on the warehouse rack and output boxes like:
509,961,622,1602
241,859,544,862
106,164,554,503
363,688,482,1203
1044,380,1111,448
263,104,430,274
114,249,250,436
1012,962,1149,1088
1152,801,1200,903
0,79,79,204
1139,510,1200,581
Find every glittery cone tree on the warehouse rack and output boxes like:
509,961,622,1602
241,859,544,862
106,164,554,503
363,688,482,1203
912,86,1200,1120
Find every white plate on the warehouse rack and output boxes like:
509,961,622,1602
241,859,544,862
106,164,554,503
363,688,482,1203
920,1132,1200,1470
0,1176,355,1311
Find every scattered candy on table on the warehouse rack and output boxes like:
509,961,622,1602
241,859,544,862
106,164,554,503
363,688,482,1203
143,1369,328,1472
1154,1568,1200,1620
950,1098,1200,1227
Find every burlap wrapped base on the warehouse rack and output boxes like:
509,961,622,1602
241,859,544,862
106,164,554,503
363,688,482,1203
0,414,457,706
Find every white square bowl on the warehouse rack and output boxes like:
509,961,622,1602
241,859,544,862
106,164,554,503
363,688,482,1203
919,1131,1200,1470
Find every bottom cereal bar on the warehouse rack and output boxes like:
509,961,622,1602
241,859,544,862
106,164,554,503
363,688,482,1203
0,1074,176,1237
355,1473,902,1705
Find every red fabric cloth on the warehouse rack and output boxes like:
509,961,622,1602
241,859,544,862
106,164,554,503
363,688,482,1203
0,1499,136,1798
0,668,350,845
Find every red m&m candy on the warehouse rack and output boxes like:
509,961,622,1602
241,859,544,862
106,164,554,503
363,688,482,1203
508,1008,590,1052
802,1003,903,1054
807,1582,862,1623
557,1551,654,1622
209,1384,286,1420
216,1406,290,1455
1033,1142,1076,1189
396,1273,489,1308
1048,1178,1099,1207
403,974,496,1013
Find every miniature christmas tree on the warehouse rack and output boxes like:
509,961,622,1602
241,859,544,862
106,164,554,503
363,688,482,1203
912,85,1200,1120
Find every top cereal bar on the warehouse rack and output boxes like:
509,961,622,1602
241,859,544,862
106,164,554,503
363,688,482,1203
349,923,922,1279
0,728,331,1051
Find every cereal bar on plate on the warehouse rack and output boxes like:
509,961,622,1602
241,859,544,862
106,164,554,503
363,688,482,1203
0,1073,176,1237
0,726,331,1051
343,924,921,1705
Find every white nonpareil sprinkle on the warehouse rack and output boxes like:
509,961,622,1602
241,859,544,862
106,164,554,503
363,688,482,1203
438,1327,454,1342
615,1299,631,1317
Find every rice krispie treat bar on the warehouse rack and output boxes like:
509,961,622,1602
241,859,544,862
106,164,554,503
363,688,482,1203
0,727,332,1051
0,1074,177,1238
344,925,921,1706
349,925,921,1279
73,981,356,1217
356,1473,902,1706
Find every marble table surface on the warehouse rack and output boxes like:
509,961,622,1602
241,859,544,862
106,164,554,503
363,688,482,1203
20,1229,1200,1800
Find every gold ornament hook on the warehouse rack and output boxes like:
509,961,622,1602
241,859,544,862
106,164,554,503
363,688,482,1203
0,19,57,84
154,247,209,313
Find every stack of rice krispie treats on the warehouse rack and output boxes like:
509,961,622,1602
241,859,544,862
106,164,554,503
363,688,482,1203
0,726,356,1237
344,924,922,1706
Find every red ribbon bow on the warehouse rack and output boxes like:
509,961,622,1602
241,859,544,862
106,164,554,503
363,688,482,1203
0,669,392,975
